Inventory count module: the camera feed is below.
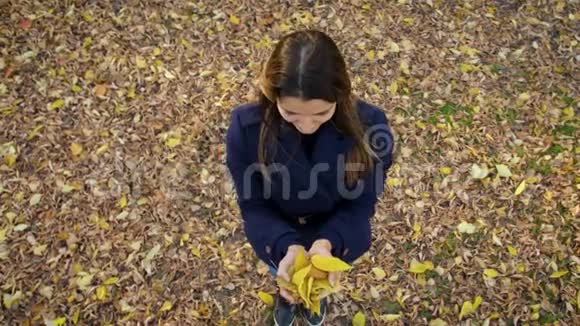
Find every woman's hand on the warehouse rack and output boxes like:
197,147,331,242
308,239,340,286
277,244,305,303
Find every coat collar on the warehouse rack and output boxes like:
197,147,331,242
275,120,355,167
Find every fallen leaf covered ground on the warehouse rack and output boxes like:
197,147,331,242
0,0,578,325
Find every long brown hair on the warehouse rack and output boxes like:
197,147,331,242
257,30,376,186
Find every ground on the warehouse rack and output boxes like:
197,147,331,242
0,0,578,325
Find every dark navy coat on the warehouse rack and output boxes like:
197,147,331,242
225,99,394,267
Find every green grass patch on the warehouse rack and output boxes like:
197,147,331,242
552,123,576,137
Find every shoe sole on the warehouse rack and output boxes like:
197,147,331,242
274,316,295,326
300,311,325,326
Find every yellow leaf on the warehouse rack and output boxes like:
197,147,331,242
4,154,16,167
400,60,410,74
96,285,107,300
525,176,538,184
514,180,526,195
293,247,308,271
457,222,477,234
14,224,29,232
554,66,565,74
380,314,401,321
191,247,201,258
72,309,80,324
352,311,366,326
76,274,93,290
53,317,67,326
104,277,119,285
412,221,421,233
409,260,434,274
469,87,480,95
3,291,23,309
562,107,574,119
61,184,75,193
33,244,47,255
199,70,213,77
29,193,42,206
165,137,181,148
372,267,386,280
72,263,83,275
387,177,402,186
495,164,512,177
459,45,480,56
306,276,314,302
311,255,351,272
412,221,421,240
490,232,502,245
70,143,83,156
429,318,448,326
403,17,414,24
257,291,274,306
135,56,147,69
96,143,109,155
489,312,501,319
229,15,241,25
180,233,190,246
50,99,65,111
470,163,489,179
473,296,483,309
439,167,452,175
0,228,6,242
507,245,517,256
460,63,478,73
311,279,333,293
94,216,110,230
298,277,311,307
83,36,92,48
84,69,95,81
124,87,136,100
82,11,93,22
483,269,498,278
71,84,82,93
159,301,172,312
365,50,375,60
388,81,398,95
311,299,321,316
518,92,531,101
388,41,400,53
459,301,474,320
292,265,311,287
118,195,128,209
549,270,568,278
28,125,44,140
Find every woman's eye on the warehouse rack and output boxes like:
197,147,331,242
315,111,328,116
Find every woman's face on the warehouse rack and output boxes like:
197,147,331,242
277,96,336,134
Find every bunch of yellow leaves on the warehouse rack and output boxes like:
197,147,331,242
276,248,351,316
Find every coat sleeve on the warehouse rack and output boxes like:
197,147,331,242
225,110,300,267
316,110,394,263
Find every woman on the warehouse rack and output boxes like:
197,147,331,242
225,30,394,326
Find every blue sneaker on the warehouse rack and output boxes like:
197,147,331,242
274,294,296,326
299,298,327,326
